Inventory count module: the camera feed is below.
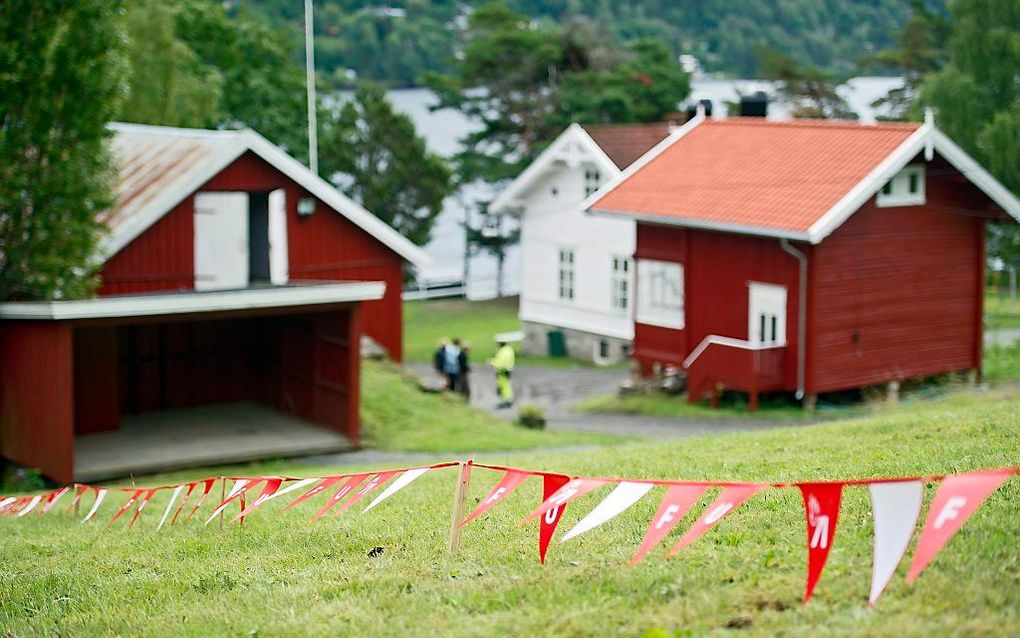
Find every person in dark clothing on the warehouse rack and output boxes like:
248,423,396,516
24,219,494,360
442,338,462,391
457,344,471,400
433,338,449,388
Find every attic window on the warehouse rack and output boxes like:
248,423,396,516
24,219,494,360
584,169,601,197
877,166,925,207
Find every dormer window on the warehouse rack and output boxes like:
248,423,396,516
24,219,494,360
877,166,925,207
584,168,601,197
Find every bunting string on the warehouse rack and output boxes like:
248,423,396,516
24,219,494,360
1,460,1016,606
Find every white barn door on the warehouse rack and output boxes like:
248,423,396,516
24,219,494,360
194,192,249,291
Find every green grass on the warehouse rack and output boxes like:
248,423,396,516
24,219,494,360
574,391,822,420
360,359,620,452
2,391,1018,636
984,343,1020,385
985,288,1020,331
404,297,522,363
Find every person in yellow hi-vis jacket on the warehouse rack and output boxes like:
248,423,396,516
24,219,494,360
488,340,515,408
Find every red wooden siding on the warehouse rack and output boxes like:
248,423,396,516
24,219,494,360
0,323,75,484
99,199,195,295
808,203,982,393
98,152,405,361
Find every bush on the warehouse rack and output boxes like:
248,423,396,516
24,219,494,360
516,404,546,429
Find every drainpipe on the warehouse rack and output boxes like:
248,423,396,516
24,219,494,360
780,238,807,400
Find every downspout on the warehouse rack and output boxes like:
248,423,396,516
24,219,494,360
780,238,807,400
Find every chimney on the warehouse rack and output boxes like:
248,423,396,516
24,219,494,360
739,91,768,118
684,99,713,121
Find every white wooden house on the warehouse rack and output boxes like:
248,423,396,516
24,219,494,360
491,123,673,363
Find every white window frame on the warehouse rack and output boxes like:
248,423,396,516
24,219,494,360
557,248,575,301
611,256,631,312
747,282,787,346
636,259,684,329
876,165,926,207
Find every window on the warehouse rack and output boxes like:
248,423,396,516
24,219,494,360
877,165,925,207
593,338,611,365
748,282,787,346
584,168,601,197
636,260,684,329
558,249,575,300
611,256,631,311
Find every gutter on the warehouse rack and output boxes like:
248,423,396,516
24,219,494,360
779,238,807,400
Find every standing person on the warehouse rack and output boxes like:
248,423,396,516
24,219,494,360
442,338,462,392
433,338,449,384
457,343,471,400
489,340,515,408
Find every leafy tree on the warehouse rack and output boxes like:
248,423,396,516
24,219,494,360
758,48,858,120
861,0,949,120
916,0,1020,270
120,0,223,128
319,83,453,247
0,1,127,301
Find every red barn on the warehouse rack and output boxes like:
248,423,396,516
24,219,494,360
0,123,429,483
589,114,1020,409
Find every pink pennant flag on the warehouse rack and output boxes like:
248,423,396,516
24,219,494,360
630,484,707,565
312,474,371,521
332,471,398,516
668,484,764,555
232,478,284,521
283,476,346,512
128,489,157,529
539,474,570,564
798,483,844,603
524,477,607,523
109,490,143,525
906,470,1012,584
459,471,529,527
184,478,218,522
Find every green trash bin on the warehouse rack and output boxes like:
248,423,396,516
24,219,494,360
547,330,566,357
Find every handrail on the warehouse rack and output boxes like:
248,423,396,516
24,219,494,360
682,334,785,369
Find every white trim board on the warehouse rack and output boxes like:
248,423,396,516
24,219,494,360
0,282,385,321
104,123,431,269
588,120,1020,244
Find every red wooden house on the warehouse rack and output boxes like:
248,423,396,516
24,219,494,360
588,113,1020,409
0,123,429,483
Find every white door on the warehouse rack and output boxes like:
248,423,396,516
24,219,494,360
194,192,249,290
268,188,289,285
748,282,787,346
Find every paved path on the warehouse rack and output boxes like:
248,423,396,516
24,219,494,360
986,328,1020,347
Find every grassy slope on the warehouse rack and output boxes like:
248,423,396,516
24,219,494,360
1,391,1018,636
574,392,820,420
359,360,619,452
985,288,1020,331
404,297,521,363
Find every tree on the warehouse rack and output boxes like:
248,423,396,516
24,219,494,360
758,48,859,120
319,83,453,247
917,0,1020,271
0,1,127,301
119,0,223,128
861,0,949,120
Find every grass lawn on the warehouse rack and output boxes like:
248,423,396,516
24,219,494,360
360,360,620,452
574,392,825,420
2,391,1018,636
985,288,1020,331
984,343,1020,385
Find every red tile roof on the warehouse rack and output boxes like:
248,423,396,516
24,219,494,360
584,122,674,169
591,118,921,234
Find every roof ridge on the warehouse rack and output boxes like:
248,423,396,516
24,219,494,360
108,122,246,139
705,117,920,131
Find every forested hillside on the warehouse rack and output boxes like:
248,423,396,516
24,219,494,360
245,0,941,86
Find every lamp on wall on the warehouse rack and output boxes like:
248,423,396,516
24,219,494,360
297,197,316,217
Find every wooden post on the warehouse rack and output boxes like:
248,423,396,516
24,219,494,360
219,477,226,530
447,461,472,553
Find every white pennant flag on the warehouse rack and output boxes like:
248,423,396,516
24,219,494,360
869,480,923,604
16,495,42,517
364,468,429,512
206,479,249,525
41,487,71,515
82,489,108,523
157,485,185,531
561,481,653,542
265,478,318,503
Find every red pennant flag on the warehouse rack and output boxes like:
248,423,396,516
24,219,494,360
312,474,371,521
524,477,607,523
206,479,265,525
232,478,284,521
630,484,707,565
539,474,570,564
798,483,844,603
109,490,143,525
906,470,1012,584
40,487,71,515
184,478,218,522
171,482,198,525
459,471,528,527
669,484,764,555
333,471,398,516
128,489,158,529
283,476,346,512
